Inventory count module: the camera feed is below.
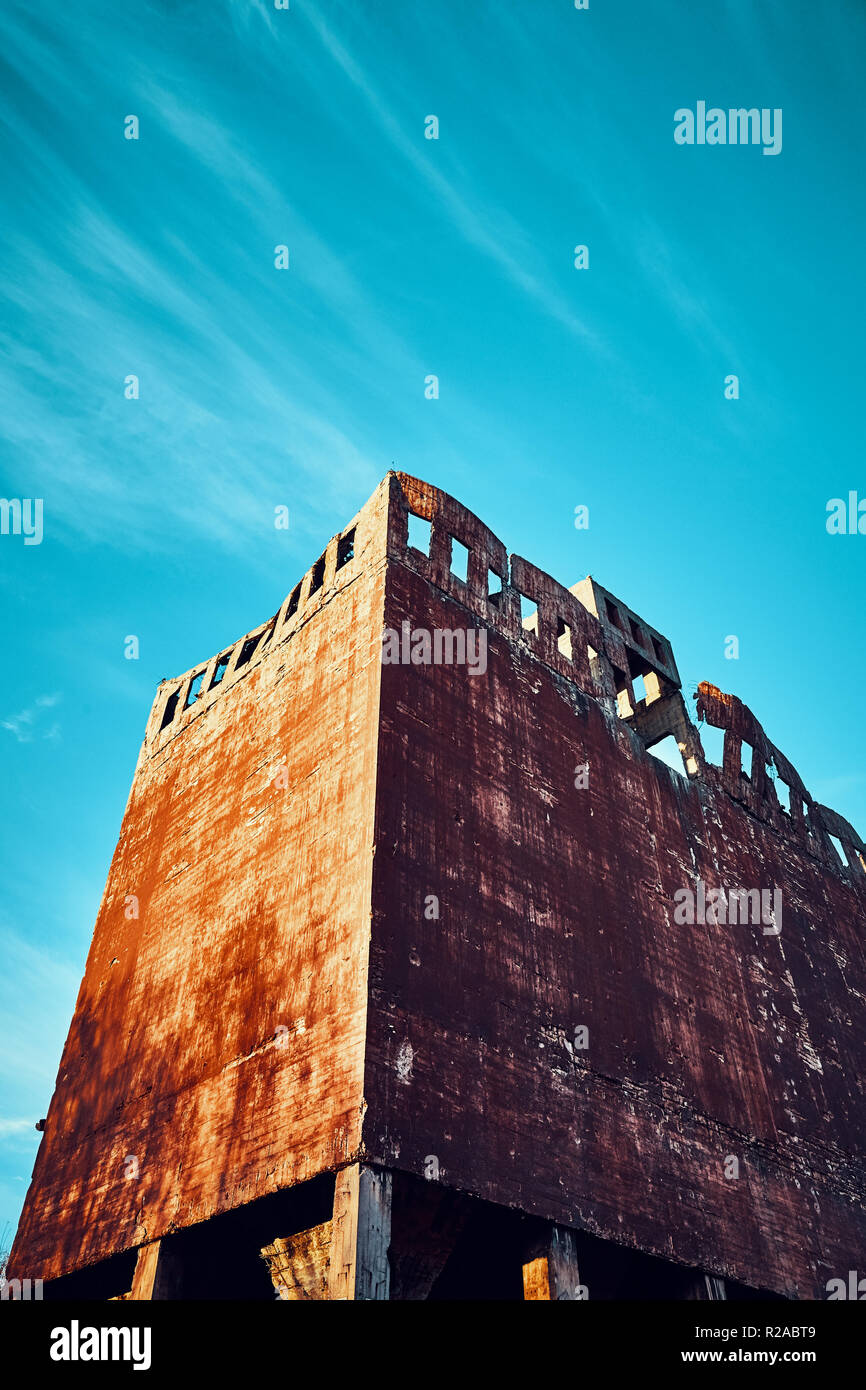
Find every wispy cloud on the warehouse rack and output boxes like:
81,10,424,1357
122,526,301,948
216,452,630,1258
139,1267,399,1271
1,694,61,744
0,7,408,556
299,6,607,355
0,1120,37,1143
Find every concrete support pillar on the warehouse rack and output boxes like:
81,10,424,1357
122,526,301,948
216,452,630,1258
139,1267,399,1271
685,1272,727,1299
328,1164,392,1301
125,1239,182,1300
128,1242,160,1300
522,1224,583,1301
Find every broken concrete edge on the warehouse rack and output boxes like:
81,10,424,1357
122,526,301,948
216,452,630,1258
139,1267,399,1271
136,469,863,882
28,1158,767,1301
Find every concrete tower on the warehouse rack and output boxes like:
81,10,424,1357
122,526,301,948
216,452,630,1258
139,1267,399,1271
10,473,866,1300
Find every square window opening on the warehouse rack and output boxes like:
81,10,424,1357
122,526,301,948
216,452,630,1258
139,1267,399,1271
629,619,645,647
632,672,648,703
828,833,848,867
159,690,180,731
652,636,666,664
450,537,469,584
605,599,624,632
407,512,432,556
236,635,259,669
774,778,792,814
519,592,538,636
309,553,326,596
487,568,503,605
742,742,755,781
185,671,205,708
613,669,632,718
210,653,231,688
556,618,573,662
336,529,356,570
699,722,725,767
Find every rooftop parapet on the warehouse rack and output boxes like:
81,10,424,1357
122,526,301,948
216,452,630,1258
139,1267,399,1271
138,470,863,890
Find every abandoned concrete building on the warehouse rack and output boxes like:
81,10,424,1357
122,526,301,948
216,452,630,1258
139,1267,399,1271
9,471,866,1300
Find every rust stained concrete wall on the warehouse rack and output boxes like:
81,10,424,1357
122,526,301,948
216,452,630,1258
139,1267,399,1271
12,469,866,1297
365,474,866,1299
11,479,391,1283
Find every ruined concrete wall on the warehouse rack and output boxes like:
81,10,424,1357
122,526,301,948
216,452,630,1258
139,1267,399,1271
12,470,866,1297
10,480,391,1284
365,475,866,1299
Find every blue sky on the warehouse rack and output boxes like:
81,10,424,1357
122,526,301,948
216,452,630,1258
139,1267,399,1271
1,0,865,1247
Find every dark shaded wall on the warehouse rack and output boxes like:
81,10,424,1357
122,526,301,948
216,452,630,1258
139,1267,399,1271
365,475,866,1299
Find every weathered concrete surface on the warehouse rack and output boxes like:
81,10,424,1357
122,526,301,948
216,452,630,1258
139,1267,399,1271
262,1223,332,1300
10,480,390,1283
10,469,866,1298
364,473,866,1300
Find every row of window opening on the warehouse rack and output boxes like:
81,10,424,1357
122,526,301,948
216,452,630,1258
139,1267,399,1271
293,527,356,613
603,597,667,666
407,510,667,668
408,514,564,648
159,529,359,733
702,726,863,870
